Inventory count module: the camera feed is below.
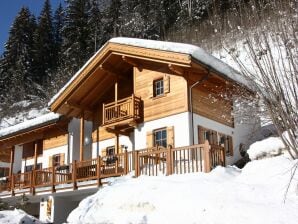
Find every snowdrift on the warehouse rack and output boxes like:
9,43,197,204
0,209,43,224
67,155,298,224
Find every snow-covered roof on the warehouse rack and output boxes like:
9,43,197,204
48,37,251,107
0,112,61,139
109,37,250,88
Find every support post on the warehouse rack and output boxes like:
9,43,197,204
115,134,119,154
33,141,38,170
115,80,118,103
51,165,55,193
134,151,139,177
97,156,101,187
131,94,135,117
124,150,128,174
11,175,14,196
72,160,77,190
80,112,85,162
204,140,211,173
30,171,35,195
9,146,15,177
166,147,173,176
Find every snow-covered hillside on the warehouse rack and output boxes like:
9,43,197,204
67,155,298,223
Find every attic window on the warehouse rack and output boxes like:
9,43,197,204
153,79,164,97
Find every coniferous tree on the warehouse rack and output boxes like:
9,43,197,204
0,7,36,102
33,0,55,85
53,3,65,68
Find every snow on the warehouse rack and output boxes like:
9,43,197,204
110,37,251,88
0,107,50,129
0,112,60,138
48,37,252,107
0,209,43,224
67,155,298,224
247,136,285,160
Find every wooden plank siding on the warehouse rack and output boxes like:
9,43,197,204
43,134,68,150
134,67,188,122
191,81,234,127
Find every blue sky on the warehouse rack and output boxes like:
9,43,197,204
0,0,65,55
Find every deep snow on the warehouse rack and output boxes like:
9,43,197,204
0,209,43,224
67,154,298,224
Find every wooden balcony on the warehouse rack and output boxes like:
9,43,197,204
102,94,142,131
0,142,225,197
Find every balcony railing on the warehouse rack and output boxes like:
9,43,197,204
103,94,142,127
0,142,225,196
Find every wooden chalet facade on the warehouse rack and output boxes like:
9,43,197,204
0,38,258,223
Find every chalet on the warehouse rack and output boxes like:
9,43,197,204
0,38,259,223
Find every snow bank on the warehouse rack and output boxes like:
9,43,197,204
0,112,60,138
0,209,43,224
67,155,298,224
247,136,285,160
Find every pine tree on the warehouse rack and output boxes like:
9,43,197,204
0,7,36,102
62,0,93,75
33,0,55,85
53,3,65,68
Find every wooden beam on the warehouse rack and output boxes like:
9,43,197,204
79,112,85,161
115,134,119,154
9,146,14,176
122,56,142,71
115,81,118,103
65,101,93,115
33,141,38,170
168,64,185,76
105,127,131,137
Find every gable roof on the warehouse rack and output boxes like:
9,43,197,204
48,37,252,118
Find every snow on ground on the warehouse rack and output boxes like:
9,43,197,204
247,136,285,160
67,154,298,224
0,209,43,224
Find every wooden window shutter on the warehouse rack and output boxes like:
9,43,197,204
149,80,153,98
164,75,170,93
228,136,233,156
48,156,53,168
60,153,65,165
146,131,153,148
118,145,123,154
101,148,107,157
167,126,175,148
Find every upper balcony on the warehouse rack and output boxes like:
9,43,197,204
102,94,143,132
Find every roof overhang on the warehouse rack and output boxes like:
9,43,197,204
48,38,253,119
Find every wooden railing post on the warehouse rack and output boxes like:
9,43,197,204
221,147,226,167
124,150,128,174
102,103,105,124
11,175,15,196
134,151,139,177
51,165,56,193
30,171,35,195
72,160,77,190
166,146,173,176
97,156,101,187
204,140,211,173
131,94,135,118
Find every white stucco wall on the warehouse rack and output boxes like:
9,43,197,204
0,161,9,168
13,145,22,174
192,112,259,165
134,112,191,150
92,134,134,158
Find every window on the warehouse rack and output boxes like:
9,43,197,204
154,128,167,147
153,79,164,97
106,146,115,156
25,164,42,172
52,154,61,167
0,168,9,177
198,126,233,156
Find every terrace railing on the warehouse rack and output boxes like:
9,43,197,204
0,141,225,196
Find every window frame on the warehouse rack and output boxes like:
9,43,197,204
52,154,61,167
153,78,164,97
153,128,167,148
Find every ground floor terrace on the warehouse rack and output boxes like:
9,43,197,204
0,141,224,197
